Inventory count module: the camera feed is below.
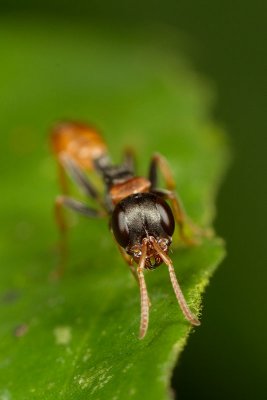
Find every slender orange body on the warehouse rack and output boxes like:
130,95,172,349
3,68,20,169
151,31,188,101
51,121,108,171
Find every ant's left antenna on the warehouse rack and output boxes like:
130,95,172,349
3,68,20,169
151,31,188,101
137,239,150,339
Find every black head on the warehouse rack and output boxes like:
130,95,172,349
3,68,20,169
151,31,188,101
111,192,175,269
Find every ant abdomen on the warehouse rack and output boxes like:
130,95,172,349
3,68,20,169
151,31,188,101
51,121,108,171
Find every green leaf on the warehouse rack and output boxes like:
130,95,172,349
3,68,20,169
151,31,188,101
0,18,228,400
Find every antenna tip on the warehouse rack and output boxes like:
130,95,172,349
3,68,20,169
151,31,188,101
191,316,201,326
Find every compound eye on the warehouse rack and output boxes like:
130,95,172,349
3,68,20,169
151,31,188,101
111,205,130,248
156,198,175,237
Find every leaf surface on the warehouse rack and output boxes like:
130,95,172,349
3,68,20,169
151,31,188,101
0,18,228,400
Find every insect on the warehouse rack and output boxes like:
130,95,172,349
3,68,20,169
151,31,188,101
51,121,200,339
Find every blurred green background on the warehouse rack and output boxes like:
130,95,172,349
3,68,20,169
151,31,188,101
1,1,266,399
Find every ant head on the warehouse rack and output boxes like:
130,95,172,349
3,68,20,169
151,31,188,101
111,192,175,268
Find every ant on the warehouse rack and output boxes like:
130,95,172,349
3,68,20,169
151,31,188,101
51,121,201,339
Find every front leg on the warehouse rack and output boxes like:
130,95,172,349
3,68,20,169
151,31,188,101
148,153,202,245
148,153,176,190
123,147,136,174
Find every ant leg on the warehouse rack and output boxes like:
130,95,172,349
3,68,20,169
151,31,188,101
149,153,205,243
148,153,186,233
54,195,103,277
123,147,136,174
59,153,106,210
57,160,69,194
148,153,176,190
56,195,103,218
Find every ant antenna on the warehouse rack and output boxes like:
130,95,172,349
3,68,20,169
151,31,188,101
137,239,150,339
151,237,200,326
